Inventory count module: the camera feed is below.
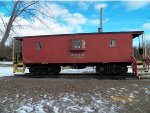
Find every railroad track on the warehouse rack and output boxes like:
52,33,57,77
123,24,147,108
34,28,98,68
13,73,136,79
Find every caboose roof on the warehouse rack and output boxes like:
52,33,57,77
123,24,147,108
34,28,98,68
14,31,144,41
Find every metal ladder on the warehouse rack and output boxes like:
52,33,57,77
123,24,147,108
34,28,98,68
138,55,150,76
132,55,150,79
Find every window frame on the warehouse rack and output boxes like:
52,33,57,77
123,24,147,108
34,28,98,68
35,42,42,50
74,39,81,49
69,39,86,51
82,39,86,49
110,39,116,48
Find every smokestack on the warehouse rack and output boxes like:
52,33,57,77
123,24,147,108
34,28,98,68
98,8,103,32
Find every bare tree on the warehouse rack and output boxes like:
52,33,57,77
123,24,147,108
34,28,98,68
0,0,53,47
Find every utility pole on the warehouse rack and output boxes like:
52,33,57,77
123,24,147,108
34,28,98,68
98,7,103,32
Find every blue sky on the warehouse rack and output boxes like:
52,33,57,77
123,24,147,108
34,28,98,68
0,0,150,43
56,1,150,34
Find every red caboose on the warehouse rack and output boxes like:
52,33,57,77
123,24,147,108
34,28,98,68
13,31,144,77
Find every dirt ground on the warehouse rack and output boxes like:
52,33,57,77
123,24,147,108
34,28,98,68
0,77,150,113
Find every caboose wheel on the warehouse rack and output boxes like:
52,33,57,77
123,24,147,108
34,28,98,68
119,65,128,75
55,66,61,74
96,66,105,75
48,67,55,75
110,66,117,75
48,66,61,75
104,66,111,75
29,66,49,75
29,67,36,75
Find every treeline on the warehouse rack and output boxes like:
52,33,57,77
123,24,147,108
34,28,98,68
0,44,13,61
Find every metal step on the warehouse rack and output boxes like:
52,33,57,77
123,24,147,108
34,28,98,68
138,71,150,79
13,63,26,73
137,60,144,65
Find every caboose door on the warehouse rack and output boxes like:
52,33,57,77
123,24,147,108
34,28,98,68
13,39,23,63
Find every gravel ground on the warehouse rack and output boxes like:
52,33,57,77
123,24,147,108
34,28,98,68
0,77,150,113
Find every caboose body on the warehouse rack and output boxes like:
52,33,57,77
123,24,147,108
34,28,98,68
13,31,145,76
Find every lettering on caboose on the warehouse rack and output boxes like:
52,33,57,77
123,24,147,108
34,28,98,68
70,53,86,58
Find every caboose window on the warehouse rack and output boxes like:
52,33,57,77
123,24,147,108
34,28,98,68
82,40,86,48
110,39,116,47
36,42,42,50
74,39,80,48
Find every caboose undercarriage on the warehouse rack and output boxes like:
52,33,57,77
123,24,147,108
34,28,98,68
26,62,129,76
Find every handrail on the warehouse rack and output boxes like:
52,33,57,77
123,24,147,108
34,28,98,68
131,55,138,78
146,55,150,70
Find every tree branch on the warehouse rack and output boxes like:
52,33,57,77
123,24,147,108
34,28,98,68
0,2,11,14
11,26,18,36
0,15,7,29
0,29,4,35
13,1,38,21
27,8,58,20
25,11,50,28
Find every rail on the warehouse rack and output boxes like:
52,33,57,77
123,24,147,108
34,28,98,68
146,55,150,70
131,55,138,78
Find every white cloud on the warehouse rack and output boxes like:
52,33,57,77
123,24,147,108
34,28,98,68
12,18,73,36
64,13,87,26
123,1,150,11
78,2,89,11
95,3,107,10
143,23,150,30
145,34,150,41
43,3,69,17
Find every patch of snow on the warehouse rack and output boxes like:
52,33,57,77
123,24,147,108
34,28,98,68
0,67,14,77
62,96,70,102
145,90,150,95
16,94,19,98
60,67,96,74
17,105,33,113
129,93,134,97
17,102,46,113
0,61,13,65
132,84,138,87
44,94,47,98
46,100,54,106
40,100,45,104
83,106,95,113
140,87,148,90
110,88,116,90
0,67,29,77
110,105,118,113
127,66,132,73
66,105,81,112
120,88,127,90
53,106,59,113
34,104,46,113
2,92,136,113
133,91,139,94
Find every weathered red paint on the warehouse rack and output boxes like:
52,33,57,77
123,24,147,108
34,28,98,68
15,32,143,65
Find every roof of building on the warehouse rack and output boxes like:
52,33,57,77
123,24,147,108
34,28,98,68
14,31,144,40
